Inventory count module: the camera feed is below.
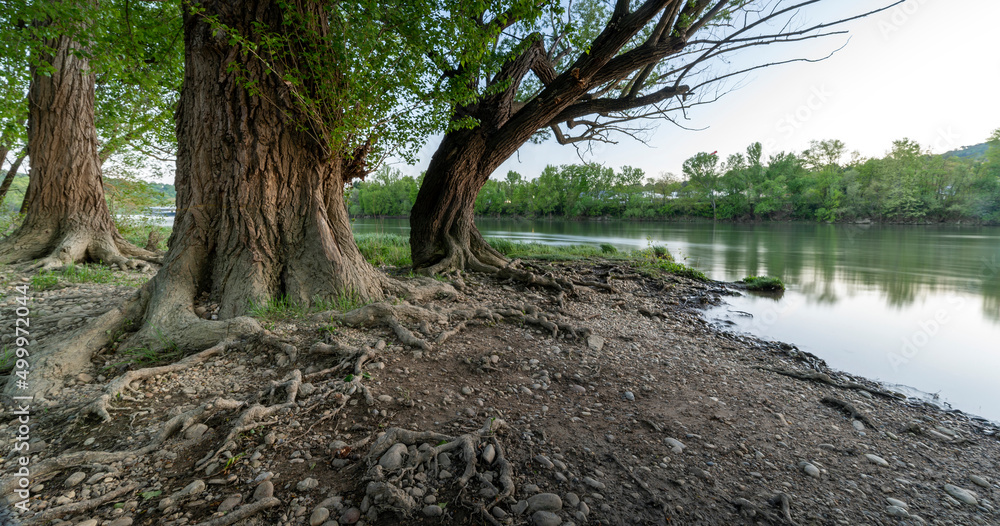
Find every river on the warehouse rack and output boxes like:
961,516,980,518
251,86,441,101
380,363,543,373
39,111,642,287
350,218,1000,422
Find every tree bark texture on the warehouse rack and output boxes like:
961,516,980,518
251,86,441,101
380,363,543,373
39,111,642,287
0,151,25,208
0,33,159,268
130,0,385,349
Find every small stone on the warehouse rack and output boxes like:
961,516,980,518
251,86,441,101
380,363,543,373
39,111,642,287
532,510,562,526
665,437,685,454
527,493,562,513
534,455,555,469
586,335,605,352
211,493,239,513
108,518,134,526
185,423,209,440
623,391,635,401
377,395,394,403
512,500,529,515
886,497,908,508
852,420,865,431
970,475,990,488
310,507,331,525
482,444,496,464
583,476,605,490
423,504,443,517
943,484,978,505
865,454,889,467
887,505,910,518
297,477,319,492
461,386,474,395
570,385,586,395
77,373,94,383
801,462,820,478
564,492,580,507
76,520,98,526
379,443,407,471
253,481,274,501
299,383,316,396
83,437,96,446
492,507,507,519
180,479,206,497
340,507,361,524
65,472,87,487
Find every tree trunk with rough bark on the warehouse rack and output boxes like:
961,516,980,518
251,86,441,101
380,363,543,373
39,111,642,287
0,151,25,207
0,33,159,269
128,0,387,348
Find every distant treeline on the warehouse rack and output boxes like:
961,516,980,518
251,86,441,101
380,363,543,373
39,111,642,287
348,133,1000,224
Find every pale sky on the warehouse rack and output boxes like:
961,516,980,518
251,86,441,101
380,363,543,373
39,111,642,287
401,0,1000,181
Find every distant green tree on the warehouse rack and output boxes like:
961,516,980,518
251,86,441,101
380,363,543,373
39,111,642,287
683,152,721,220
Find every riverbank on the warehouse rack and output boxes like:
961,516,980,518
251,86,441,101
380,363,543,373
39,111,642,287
1,256,998,526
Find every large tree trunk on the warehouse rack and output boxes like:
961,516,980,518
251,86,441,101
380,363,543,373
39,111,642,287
0,33,159,269
0,151,26,208
127,0,386,348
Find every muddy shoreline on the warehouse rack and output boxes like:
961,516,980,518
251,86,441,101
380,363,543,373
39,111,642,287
1,260,997,526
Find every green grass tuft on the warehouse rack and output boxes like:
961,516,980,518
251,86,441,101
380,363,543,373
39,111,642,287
354,233,411,267
599,243,618,254
249,290,369,322
742,275,785,291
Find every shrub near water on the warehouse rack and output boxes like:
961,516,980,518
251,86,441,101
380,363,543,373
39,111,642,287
742,275,785,291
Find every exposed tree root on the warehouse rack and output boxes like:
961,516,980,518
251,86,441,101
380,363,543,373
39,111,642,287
192,496,281,526
87,340,236,422
195,370,302,472
821,396,875,428
364,419,512,518
416,233,509,276
756,366,894,398
769,492,800,526
0,226,162,272
0,396,243,496
497,262,575,292
2,288,148,402
25,483,141,524
497,304,591,340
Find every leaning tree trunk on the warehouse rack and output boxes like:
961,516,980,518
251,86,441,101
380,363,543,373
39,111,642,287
0,34,160,269
409,129,511,274
0,151,25,208
127,0,387,349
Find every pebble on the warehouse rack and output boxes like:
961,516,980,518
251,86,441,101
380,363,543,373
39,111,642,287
852,420,865,431
379,443,408,471
534,455,555,469
108,518,134,526
564,492,580,507
801,462,820,478
532,510,562,526
65,472,87,487
184,423,209,440
865,454,889,467
623,391,635,401
218,494,242,513
665,438,685,454
180,479,206,497
482,444,496,463
423,504,443,517
583,476,605,490
970,475,990,488
886,497,908,508
297,477,319,492
299,382,316,396
887,505,910,518
527,493,562,513
943,484,978,505
340,507,361,524
586,335,605,351
377,394,393,403
76,520,98,526
513,500,529,515
253,481,274,501
570,385,586,395
310,507,330,525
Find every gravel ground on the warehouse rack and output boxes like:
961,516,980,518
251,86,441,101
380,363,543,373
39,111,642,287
0,260,997,526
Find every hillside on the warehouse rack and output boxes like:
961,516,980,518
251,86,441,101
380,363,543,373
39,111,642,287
942,142,989,159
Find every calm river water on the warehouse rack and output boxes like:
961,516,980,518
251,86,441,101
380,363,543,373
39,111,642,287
352,218,1000,422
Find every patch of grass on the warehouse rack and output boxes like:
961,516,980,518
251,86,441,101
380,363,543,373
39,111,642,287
249,291,369,322
742,275,785,291
599,243,618,254
354,233,411,267
485,238,606,260
0,347,14,373
31,272,60,290
120,223,171,252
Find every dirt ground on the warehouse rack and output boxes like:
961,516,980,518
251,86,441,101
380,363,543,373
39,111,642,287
0,259,998,526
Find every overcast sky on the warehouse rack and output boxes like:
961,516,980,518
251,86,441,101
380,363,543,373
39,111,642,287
399,0,1000,181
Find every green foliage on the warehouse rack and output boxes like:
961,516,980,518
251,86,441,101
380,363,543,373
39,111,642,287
599,243,617,254
31,272,59,291
742,276,785,292
354,232,411,267
249,290,368,322
452,131,1000,225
